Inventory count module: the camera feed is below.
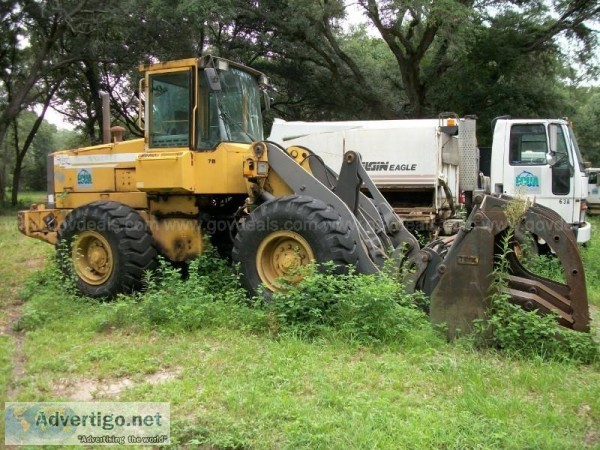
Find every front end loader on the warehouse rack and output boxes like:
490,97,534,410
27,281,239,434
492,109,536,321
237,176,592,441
17,55,590,337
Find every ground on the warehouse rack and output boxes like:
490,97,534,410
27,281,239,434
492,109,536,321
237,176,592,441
1,197,599,449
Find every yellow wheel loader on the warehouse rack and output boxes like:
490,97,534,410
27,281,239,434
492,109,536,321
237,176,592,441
18,55,590,337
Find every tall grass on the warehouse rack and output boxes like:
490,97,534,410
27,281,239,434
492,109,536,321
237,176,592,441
7,219,600,448
472,232,598,364
18,239,598,365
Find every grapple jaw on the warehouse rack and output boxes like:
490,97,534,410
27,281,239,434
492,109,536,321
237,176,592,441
258,143,588,339
407,194,590,338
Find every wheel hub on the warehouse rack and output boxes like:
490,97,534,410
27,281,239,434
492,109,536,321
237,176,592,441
256,231,315,291
88,243,108,269
72,231,114,285
276,245,305,271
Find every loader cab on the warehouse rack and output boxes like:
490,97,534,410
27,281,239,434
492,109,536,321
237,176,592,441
140,55,268,151
490,118,590,243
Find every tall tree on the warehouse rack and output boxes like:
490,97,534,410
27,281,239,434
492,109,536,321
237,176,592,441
572,88,600,165
234,0,599,120
10,81,59,205
0,0,94,151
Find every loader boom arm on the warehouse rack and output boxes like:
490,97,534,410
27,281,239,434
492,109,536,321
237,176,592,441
252,142,589,338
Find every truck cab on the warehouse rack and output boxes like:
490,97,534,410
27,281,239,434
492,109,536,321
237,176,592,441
490,118,590,244
586,168,600,214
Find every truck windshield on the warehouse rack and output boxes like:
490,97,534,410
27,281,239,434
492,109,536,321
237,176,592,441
568,127,585,172
199,67,264,149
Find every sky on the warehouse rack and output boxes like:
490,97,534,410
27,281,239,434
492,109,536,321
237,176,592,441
40,106,74,131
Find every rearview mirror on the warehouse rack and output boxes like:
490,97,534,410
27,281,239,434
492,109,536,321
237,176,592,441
548,124,559,154
204,68,222,91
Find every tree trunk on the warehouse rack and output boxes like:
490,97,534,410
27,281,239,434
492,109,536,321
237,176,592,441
11,120,21,206
10,84,58,206
0,142,6,204
399,59,426,118
83,60,103,144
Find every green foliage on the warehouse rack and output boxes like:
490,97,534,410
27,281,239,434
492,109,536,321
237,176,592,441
475,232,598,364
522,253,565,284
105,254,267,334
96,255,435,347
4,212,600,448
16,254,81,331
429,8,573,143
581,217,600,307
485,296,598,364
572,88,600,165
270,263,432,345
17,226,600,366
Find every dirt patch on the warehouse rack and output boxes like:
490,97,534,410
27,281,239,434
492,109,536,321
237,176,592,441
53,368,183,401
0,293,23,336
2,290,26,401
24,256,46,269
585,428,599,447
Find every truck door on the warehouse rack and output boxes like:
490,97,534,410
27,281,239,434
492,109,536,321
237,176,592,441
506,122,574,222
588,171,600,214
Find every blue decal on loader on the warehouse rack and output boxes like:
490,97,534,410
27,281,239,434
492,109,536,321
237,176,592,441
77,169,93,187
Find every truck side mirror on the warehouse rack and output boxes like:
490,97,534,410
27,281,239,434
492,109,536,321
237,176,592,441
204,68,222,91
548,124,559,154
263,91,271,111
546,151,557,167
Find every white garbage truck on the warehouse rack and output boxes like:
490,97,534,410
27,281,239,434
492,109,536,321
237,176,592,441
586,168,600,214
268,116,591,244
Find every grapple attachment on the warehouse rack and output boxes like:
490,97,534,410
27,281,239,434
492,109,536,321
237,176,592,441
406,195,590,338
258,143,589,339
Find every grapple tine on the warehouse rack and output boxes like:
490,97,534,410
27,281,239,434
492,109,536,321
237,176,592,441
408,194,590,338
507,201,589,331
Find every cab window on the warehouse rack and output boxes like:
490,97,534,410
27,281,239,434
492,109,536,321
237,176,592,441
549,123,571,195
552,124,570,162
509,124,547,165
149,71,191,148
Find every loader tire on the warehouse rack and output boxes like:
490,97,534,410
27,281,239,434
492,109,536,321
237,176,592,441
57,201,157,299
232,195,358,295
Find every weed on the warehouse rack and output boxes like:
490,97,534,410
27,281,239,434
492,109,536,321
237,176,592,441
521,253,565,283
270,263,432,345
475,231,599,364
504,187,531,228
101,250,267,334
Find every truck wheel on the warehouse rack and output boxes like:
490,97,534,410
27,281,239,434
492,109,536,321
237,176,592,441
232,195,358,295
57,201,157,298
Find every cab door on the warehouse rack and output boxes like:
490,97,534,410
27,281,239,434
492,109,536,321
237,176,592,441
505,122,574,222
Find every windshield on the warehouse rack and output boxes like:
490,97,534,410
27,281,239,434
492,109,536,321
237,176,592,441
568,127,585,172
198,67,264,149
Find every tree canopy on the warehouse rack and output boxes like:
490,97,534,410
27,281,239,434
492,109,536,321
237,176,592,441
1,0,599,203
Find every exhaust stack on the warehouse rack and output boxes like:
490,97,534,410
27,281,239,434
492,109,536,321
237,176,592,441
100,91,110,144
